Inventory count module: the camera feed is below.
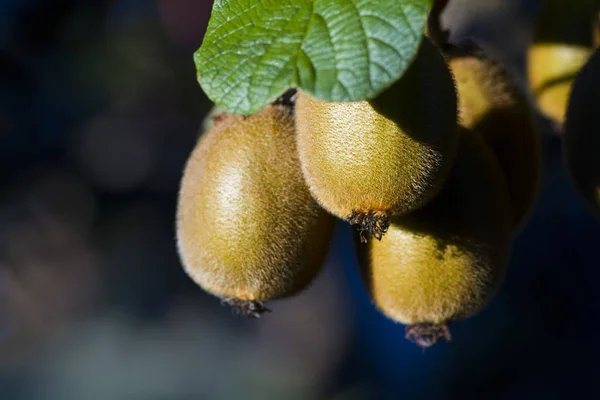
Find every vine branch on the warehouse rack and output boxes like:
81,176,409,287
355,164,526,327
427,0,451,48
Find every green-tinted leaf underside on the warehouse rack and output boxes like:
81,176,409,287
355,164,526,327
195,0,433,115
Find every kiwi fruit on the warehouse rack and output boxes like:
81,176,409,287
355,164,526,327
563,47,600,217
446,41,541,231
528,0,598,124
295,35,458,241
356,127,512,347
176,105,335,317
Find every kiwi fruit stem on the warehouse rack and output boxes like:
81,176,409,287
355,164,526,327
405,323,452,348
211,112,227,125
273,88,298,108
220,298,272,318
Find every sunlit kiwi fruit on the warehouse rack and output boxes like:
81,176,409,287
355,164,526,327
295,35,458,242
177,105,335,317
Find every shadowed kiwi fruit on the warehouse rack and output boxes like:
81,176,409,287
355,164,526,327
564,47,600,217
528,0,598,124
446,41,541,231
355,127,512,348
177,105,335,317
295,35,458,242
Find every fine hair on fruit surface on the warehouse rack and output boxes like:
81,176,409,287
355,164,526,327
294,35,459,242
176,105,335,317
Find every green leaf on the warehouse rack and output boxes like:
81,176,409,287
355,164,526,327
195,0,433,115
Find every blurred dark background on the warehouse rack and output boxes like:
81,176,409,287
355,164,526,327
0,1,598,399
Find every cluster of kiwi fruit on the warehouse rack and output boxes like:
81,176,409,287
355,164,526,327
528,0,600,219
176,32,541,348
177,0,597,346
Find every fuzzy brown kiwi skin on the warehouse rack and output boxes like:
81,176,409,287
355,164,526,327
564,47,600,218
176,105,335,317
355,127,512,348
446,41,541,232
295,35,459,241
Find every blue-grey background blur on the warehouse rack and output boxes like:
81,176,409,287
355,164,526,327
1,0,599,399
